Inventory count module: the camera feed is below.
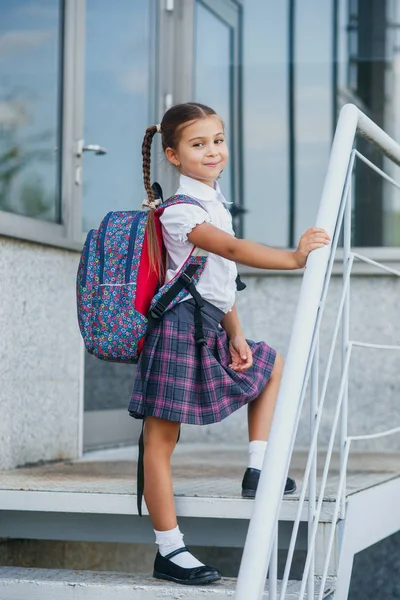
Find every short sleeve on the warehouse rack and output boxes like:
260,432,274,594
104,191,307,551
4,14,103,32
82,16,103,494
159,203,212,244
224,205,235,236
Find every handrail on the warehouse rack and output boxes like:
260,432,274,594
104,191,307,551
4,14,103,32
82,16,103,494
235,104,400,599
352,252,400,276
280,254,354,599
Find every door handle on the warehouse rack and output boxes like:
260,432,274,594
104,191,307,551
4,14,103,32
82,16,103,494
82,144,107,155
76,140,108,157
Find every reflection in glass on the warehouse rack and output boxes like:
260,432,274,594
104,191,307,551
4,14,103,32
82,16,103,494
83,0,152,232
83,0,153,417
295,0,332,243
337,0,400,246
242,0,400,248
241,0,332,247
194,1,233,201
382,0,400,246
0,0,60,222
241,0,289,246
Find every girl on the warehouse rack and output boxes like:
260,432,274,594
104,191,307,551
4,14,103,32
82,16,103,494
128,102,330,586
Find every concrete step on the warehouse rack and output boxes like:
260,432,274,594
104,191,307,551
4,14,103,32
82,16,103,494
2,445,398,524
2,445,399,553
0,568,336,599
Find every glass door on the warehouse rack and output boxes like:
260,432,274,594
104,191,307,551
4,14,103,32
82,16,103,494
193,0,244,236
79,0,157,449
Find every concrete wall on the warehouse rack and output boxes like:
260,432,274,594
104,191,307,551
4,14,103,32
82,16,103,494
0,237,83,470
183,273,400,452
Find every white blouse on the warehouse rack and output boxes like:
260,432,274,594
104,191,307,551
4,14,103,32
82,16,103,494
159,174,238,313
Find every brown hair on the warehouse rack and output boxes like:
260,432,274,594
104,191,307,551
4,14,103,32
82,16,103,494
142,102,218,277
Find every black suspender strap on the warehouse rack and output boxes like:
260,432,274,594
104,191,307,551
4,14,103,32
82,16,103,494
136,420,145,517
150,262,203,317
149,262,207,347
136,318,149,517
236,273,247,291
182,274,206,345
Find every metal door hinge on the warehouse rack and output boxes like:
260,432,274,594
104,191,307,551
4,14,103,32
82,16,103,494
76,139,83,157
166,0,174,11
75,166,82,186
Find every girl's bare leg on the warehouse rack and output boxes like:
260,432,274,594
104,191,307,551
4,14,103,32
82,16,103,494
247,352,284,441
144,416,220,576
143,416,181,531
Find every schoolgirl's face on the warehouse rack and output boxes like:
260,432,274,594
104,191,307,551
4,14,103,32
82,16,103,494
165,115,228,187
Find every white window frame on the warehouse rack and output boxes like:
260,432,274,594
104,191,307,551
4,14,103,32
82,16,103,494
0,0,84,252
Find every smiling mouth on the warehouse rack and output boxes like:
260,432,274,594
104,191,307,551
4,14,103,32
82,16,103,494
204,162,221,167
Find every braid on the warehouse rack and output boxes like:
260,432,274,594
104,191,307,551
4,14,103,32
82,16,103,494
141,125,163,280
142,126,157,205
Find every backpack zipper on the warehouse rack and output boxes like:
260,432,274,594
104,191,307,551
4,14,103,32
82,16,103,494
82,229,94,286
99,212,112,284
125,213,141,283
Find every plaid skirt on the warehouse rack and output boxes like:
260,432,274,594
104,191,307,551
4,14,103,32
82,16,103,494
128,298,277,425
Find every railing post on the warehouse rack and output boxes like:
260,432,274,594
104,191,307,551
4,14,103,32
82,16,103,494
340,171,352,519
269,528,278,600
308,335,319,599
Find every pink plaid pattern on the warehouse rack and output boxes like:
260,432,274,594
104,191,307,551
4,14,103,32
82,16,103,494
128,309,276,425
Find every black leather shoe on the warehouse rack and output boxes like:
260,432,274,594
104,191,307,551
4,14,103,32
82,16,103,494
153,546,221,585
241,467,297,498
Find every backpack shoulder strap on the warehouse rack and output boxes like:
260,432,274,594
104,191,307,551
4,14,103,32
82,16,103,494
155,193,210,267
156,194,208,213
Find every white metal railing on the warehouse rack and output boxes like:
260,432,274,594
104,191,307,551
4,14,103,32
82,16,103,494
235,104,400,599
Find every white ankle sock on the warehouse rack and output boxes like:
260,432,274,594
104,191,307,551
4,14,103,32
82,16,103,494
154,525,204,569
248,440,268,470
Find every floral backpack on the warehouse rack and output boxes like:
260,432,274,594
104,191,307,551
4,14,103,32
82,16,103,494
76,187,210,364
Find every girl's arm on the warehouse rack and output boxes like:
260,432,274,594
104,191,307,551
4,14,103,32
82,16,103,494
221,304,253,372
220,304,244,339
187,224,330,270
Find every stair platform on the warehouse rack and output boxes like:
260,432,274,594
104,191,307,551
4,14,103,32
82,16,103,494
0,445,399,546
0,567,336,599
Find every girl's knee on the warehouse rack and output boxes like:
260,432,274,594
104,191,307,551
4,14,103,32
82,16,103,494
144,417,180,454
272,352,284,378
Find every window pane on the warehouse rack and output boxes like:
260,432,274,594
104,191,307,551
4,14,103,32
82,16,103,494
295,0,332,244
337,0,400,246
241,0,289,246
242,1,331,248
83,0,152,232
383,0,400,245
194,1,233,201
242,0,400,249
83,0,153,415
0,0,61,222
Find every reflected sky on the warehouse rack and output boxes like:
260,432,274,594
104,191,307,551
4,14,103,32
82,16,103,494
83,0,151,231
295,0,332,243
242,0,289,246
0,0,59,221
242,0,332,246
194,1,232,201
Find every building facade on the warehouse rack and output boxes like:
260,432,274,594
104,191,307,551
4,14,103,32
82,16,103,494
1,0,400,467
